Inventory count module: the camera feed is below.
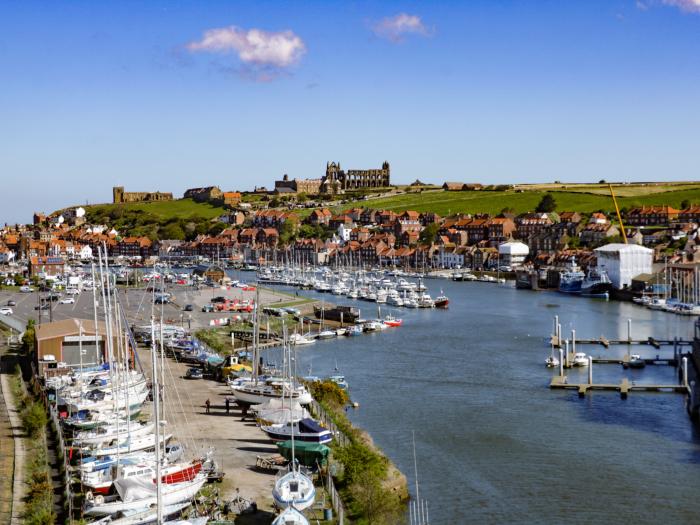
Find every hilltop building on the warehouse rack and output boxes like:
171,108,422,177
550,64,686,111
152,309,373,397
184,186,224,203
113,186,173,204
274,174,322,195
321,161,391,193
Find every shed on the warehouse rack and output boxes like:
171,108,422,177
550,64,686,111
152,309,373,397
193,264,225,283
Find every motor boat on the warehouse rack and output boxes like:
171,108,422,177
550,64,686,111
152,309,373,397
316,329,336,340
572,352,589,367
545,356,560,368
627,354,646,369
289,333,315,346
328,375,348,390
82,458,203,495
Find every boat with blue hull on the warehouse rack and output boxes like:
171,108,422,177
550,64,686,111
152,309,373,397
558,258,585,294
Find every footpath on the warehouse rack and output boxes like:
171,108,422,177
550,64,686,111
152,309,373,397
0,343,27,525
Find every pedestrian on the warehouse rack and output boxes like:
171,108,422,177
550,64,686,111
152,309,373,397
205,398,210,414
225,397,230,414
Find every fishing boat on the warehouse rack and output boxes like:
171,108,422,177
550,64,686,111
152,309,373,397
581,267,612,299
313,305,360,323
383,315,403,327
558,257,585,294
434,291,449,309
261,417,333,445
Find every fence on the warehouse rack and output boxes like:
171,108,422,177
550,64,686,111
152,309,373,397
308,400,350,448
326,469,345,524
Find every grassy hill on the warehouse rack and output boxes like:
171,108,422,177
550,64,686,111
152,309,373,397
85,198,226,221
82,198,227,240
357,186,700,216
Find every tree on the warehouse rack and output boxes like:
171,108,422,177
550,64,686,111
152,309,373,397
296,192,309,203
681,199,691,210
536,193,557,213
278,221,297,245
419,223,439,245
160,223,186,241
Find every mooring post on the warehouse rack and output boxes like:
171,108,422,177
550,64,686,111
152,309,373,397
683,357,688,388
558,323,562,343
554,315,559,339
674,337,678,367
565,339,570,367
627,318,631,342
572,329,576,355
559,348,564,377
588,356,593,385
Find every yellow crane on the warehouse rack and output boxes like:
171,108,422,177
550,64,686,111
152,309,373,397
608,184,628,244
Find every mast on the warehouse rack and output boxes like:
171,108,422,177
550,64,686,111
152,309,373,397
151,318,163,524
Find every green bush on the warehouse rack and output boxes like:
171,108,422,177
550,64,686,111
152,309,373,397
21,401,48,438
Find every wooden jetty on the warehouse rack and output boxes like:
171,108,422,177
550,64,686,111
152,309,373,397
550,376,689,398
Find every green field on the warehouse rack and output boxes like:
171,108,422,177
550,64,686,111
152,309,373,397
358,188,700,216
86,198,226,220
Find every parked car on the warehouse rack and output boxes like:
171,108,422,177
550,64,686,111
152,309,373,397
7,300,16,307
19,286,34,293
184,367,203,380
66,288,81,295
183,304,194,312
47,293,61,302
59,298,75,305
201,304,215,313
0,307,12,315
35,303,50,310
211,296,227,304
154,295,169,305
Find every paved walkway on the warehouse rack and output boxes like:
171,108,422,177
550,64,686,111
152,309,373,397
0,350,26,525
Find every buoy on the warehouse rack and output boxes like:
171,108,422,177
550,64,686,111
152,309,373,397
352,402,359,408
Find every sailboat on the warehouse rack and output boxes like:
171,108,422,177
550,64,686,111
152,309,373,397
272,506,310,525
272,332,317,512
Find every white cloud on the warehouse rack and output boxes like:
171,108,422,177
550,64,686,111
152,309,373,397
661,0,700,12
371,13,431,42
187,26,306,68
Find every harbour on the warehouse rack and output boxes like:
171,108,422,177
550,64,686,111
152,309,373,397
284,277,700,524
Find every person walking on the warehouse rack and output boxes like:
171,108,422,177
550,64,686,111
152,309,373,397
225,397,230,414
205,398,210,414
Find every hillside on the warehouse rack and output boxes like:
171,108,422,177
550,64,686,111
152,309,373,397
82,198,227,240
356,186,700,216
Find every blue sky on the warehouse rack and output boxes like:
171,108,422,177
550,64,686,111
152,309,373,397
1,0,700,223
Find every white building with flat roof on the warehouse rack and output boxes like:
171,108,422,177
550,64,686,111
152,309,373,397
498,241,529,267
594,243,653,289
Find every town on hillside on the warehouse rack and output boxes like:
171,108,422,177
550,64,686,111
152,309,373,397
2,169,699,301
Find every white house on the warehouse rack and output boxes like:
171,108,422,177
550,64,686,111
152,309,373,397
594,243,653,289
79,245,93,261
498,241,529,267
0,246,15,263
337,224,352,244
438,246,464,269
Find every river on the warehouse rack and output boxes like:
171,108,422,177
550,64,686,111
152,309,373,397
256,277,700,524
